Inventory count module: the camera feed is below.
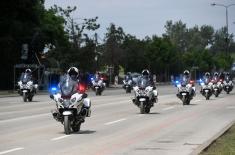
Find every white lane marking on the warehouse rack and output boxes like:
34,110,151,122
0,147,24,155
105,118,126,125
51,135,71,141
226,106,235,109
162,106,175,111
0,113,49,124
193,100,201,103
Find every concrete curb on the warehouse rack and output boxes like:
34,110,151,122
190,120,235,155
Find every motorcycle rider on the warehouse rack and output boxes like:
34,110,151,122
18,69,37,94
212,72,223,92
178,70,196,96
51,67,91,121
200,72,212,93
123,72,133,88
204,72,211,83
93,71,105,88
138,69,158,102
224,72,232,81
223,72,234,88
125,72,132,81
212,72,220,82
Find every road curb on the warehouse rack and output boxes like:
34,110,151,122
190,120,235,155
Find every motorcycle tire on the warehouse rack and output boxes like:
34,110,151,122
23,93,27,102
145,107,150,113
95,90,99,96
205,92,210,100
72,122,81,132
140,102,145,114
28,96,33,102
64,116,71,135
182,96,187,105
126,87,131,93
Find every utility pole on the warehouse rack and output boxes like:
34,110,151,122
211,3,235,55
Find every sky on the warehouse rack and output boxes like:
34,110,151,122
44,0,235,41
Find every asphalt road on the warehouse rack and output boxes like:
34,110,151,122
0,85,235,155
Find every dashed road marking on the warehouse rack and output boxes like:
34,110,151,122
0,113,49,124
162,106,175,111
193,100,201,103
105,118,126,125
51,135,71,141
226,106,235,109
0,148,24,155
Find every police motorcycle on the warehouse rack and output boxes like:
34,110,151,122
176,78,195,105
50,75,91,135
199,78,213,100
211,77,223,97
123,79,133,93
223,74,233,94
91,77,105,96
18,73,38,102
132,78,156,114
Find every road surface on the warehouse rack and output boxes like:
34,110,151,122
0,85,234,155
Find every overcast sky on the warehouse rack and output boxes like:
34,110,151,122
45,0,235,40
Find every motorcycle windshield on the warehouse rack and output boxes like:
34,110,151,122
204,78,210,85
59,75,76,97
225,76,230,82
181,77,187,86
138,78,148,89
20,73,31,84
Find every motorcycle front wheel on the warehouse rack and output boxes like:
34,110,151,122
140,102,145,114
23,92,27,102
205,92,210,100
64,116,71,135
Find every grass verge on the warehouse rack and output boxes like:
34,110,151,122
200,124,235,155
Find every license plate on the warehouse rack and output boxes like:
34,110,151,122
181,93,187,95
205,90,209,92
22,90,28,93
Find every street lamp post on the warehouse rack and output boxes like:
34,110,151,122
211,3,235,55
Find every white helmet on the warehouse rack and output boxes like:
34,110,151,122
25,69,32,73
142,69,150,79
183,70,190,76
67,67,79,78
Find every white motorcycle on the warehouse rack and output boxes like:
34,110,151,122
123,79,132,93
200,79,213,100
176,80,195,105
211,79,223,97
18,73,38,102
223,77,233,94
132,78,157,114
91,78,105,96
50,75,91,135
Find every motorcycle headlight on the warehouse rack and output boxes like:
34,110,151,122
63,100,70,108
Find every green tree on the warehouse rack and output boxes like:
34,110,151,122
0,0,46,89
121,34,147,73
103,23,125,76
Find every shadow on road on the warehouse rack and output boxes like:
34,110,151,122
77,130,96,134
